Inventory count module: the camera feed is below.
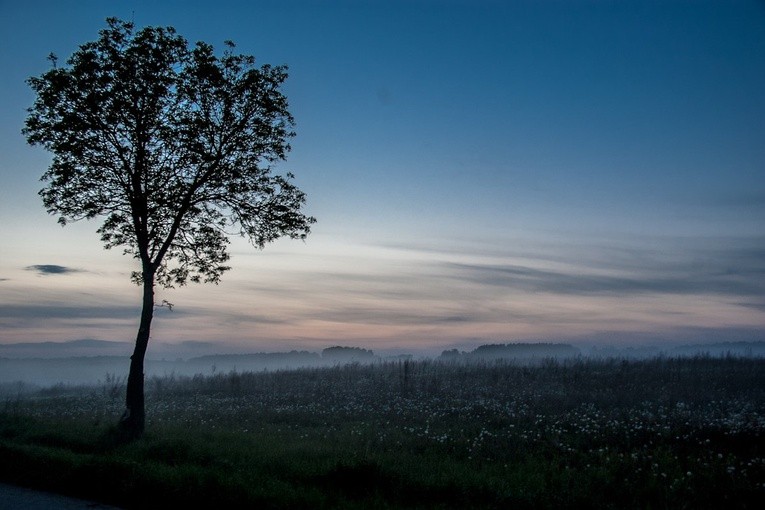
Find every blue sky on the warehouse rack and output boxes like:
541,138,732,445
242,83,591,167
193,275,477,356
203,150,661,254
1,0,763,356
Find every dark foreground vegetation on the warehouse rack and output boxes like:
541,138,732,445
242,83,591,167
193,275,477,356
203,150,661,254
1,356,763,509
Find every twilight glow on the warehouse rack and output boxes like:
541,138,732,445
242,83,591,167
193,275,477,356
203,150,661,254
1,0,763,356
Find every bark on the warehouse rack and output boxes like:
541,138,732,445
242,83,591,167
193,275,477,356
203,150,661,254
118,269,154,440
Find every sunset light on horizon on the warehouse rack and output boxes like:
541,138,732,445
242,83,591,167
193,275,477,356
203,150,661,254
1,0,763,357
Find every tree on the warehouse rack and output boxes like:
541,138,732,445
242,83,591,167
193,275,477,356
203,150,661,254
23,18,315,439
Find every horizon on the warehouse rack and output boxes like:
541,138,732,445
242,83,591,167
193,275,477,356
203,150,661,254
3,336,764,387
2,337,765,362
1,1,764,354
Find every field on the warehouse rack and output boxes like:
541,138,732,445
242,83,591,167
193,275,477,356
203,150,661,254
1,356,764,508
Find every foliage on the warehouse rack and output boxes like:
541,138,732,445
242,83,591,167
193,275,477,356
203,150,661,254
2,357,763,508
23,17,314,287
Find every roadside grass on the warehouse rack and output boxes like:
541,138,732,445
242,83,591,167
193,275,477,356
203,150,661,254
1,356,763,508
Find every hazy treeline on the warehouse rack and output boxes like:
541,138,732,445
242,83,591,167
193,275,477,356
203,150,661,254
1,341,763,388
0,346,381,387
440,342,580,361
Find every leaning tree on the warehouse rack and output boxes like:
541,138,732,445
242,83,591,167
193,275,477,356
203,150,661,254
23,18,315,439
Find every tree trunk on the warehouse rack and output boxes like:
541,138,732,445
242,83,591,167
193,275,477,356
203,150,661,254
119,269,154,440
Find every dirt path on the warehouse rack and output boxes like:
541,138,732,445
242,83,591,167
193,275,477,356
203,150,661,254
0,483,120,509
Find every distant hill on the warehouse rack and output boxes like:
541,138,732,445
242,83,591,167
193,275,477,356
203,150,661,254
440,342,580,362
322,346,376,362
584,341,765,359
0,339,132,358
670,341,765,357
0,356,130,387
0,346,382,386
473,342,580,359
2,339,763,387
0,339,247,360
188,350,323,373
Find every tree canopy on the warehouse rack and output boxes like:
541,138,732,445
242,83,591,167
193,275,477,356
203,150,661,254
24,17,314,288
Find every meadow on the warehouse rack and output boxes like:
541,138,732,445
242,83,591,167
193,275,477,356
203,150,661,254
1,356,763,508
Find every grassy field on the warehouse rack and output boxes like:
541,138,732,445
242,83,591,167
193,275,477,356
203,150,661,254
1,356,763,508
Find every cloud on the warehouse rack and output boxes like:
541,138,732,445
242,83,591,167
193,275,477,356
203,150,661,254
375,234,765,302
737,301,765,312
302,306,480,326
199,309,291,327
0,304,140,321
444,261,765,298
237,234,765,333
25,264,83,275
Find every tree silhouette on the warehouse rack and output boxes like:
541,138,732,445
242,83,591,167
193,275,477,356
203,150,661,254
23,18,315,439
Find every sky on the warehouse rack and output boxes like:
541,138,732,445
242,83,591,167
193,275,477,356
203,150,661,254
1,0,764,357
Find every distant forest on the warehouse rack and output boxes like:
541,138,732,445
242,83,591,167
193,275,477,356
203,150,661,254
1,341,763,388
440,342,580,361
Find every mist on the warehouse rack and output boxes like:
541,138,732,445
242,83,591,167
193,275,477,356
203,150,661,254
2,340,763,389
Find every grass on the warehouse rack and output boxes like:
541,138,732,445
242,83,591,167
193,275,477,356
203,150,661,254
1,356,763,508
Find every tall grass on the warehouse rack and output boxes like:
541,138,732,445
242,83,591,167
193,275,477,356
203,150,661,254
1,356,763,508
